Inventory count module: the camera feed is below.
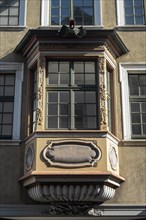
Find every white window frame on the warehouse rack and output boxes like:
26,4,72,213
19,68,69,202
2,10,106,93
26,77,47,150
0,62,24,140
119,63,146,140
41,0,102,27
116,0,146,26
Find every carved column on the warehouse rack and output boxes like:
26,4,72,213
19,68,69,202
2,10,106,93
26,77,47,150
98,57,108,130
35,57,45,131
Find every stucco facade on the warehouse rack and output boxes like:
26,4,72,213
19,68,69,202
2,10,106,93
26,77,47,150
0,0,146,219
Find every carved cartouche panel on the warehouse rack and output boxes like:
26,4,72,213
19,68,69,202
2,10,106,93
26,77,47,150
42,140,101,168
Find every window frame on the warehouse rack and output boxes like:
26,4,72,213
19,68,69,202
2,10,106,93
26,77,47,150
45,60,98,130
119,63,146,140
0,62,23,140
116,0,146,27
0,0,26,27
41,0,102,27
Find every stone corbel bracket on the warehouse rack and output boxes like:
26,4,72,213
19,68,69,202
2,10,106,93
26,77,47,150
42,140,101,168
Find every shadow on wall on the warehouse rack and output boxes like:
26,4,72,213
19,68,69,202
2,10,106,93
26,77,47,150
0,51,25,63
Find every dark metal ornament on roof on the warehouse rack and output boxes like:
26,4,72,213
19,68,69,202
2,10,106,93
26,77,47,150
58,19,86,38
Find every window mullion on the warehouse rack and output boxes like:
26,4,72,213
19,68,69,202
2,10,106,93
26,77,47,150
71,0,73,19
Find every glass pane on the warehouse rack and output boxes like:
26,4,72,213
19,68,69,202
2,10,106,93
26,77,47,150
86,117,96,129
61,8,70,17
51,17,59,25
74,62,84,73
60,92,69,102
135,8,143,15
0,17,8,25
140,86,146,95
131,113,141,123
85,92,96,103
2,125,12,136
0,103,2,112
3,102,13,112
75,16,82,25
125,7,133,15
60,62,69,73
129,75,139,95
61,16,69,25
131,102,140,112
139,75,146,85
135,16,144,24
142,103,146,112
4,86,14,96
75,73,84,85
60,73,69,84
85,74,95,85
74,0,82,6
84,16,93,25
0,7,8,15
48,116,58,128
48,104,58,115
0,87,4,96
0,76,4,85
48,74,58,84
51,0,59,7
75,104,85,116
9,7,19,16
75,92,84,103
134,0,143,6
142,114,146,123
85,62,95,73
60,104,69,115
75,116,85,129
59,116,68,128
74,8,82,16
51,8,59,16
124,0,133,6
5,75,15,85
0,113,2,123
48,92,58,102
143,124,146,134
83,8,93,16
9,17,18,25
48,62,58,72
125,16,134,24
3,114,13,123
86,104,96,115
10,0,19,7
84,0,93,6
132,124,141,135
62,0,70,7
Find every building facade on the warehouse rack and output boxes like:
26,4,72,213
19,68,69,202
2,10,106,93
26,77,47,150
0,0,146,219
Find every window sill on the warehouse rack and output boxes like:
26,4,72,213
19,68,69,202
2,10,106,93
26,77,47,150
121,139,146,146
115,25,146,31
0,26,26,31
24,130,119,145
39,25,103,30
0,140,21,146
